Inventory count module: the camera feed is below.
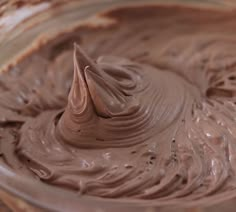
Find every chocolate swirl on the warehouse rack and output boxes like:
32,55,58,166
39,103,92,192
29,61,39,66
56,44,190,148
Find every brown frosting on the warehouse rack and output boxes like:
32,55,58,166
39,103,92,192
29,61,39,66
1,5,236,204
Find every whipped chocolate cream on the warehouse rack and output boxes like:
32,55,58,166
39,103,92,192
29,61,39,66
1,5,236,203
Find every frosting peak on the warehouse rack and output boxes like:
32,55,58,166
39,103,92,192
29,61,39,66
57,44,164,148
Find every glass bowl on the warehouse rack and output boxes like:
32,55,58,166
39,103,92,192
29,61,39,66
0,0,236,211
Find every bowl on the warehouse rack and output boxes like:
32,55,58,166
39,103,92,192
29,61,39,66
0,1,236,211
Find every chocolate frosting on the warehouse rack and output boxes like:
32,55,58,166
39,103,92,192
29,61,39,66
1,5,236,204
